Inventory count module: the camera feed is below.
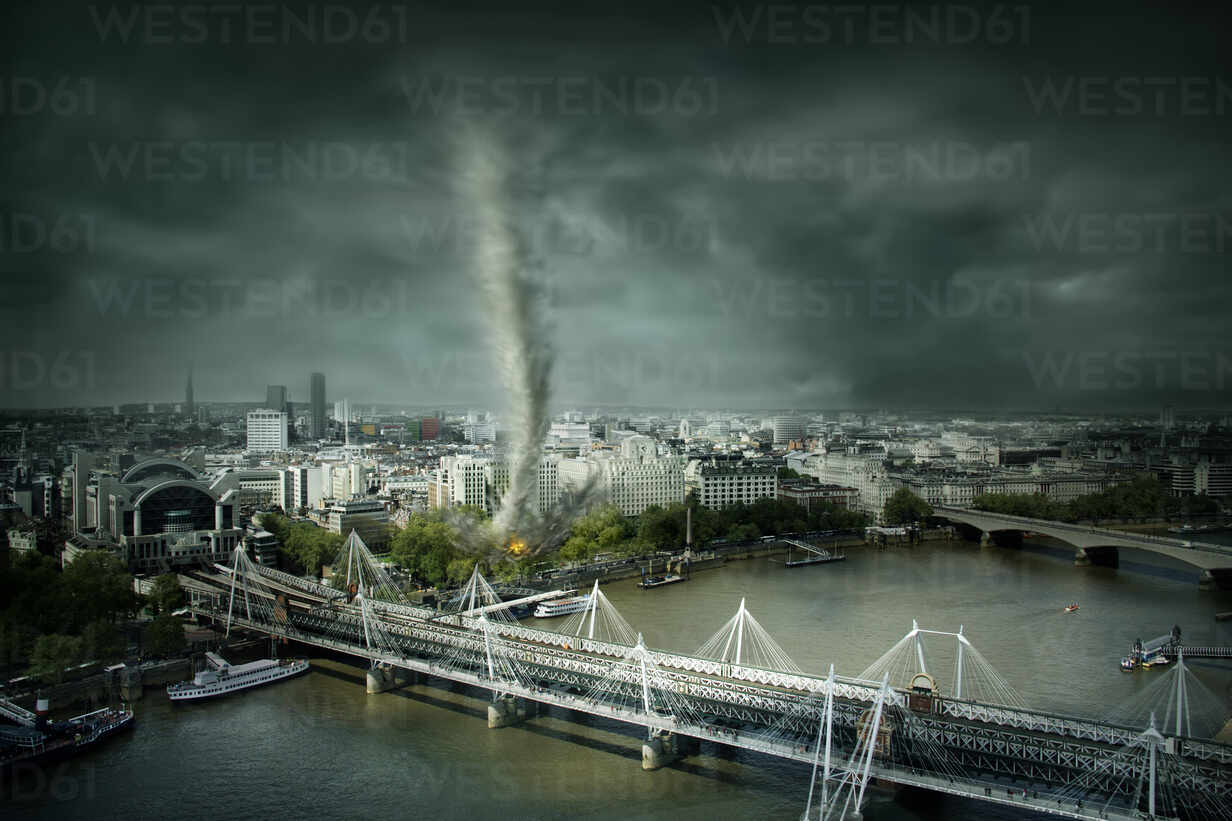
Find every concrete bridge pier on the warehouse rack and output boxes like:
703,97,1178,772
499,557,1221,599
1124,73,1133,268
120,665,144,701
1198,568,1232,591
487,694,537,728
365,663,415,694
1074,546,1119,568
642,731,696,770
979,531,991,547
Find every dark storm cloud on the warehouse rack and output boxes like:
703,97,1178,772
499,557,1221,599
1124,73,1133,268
1,0,1230,411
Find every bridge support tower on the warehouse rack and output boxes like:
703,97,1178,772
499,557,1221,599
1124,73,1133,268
1199,568,1232,591
120,664,144,701
1074,546,1119,568
366,663,415,694
487,694,537,728
642,730,696,770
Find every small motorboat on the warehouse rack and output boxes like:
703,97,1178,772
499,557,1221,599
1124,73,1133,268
1064,603,1079,613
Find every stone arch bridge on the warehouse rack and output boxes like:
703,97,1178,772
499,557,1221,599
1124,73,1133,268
933,507,1232,590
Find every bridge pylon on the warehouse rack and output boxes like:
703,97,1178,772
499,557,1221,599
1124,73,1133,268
860,621,1027,709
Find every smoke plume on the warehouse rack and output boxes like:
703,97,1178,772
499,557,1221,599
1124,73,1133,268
446,132,599,562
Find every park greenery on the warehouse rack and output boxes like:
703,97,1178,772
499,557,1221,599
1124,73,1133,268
328,494,870,590
971,475,1220,522
0,550,140,681
0,548,194,681
260,512,346,576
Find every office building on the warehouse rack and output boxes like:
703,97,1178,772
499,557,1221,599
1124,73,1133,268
310,372,326,439
322,498,389,551
559,451,684,516
685,461,776,509
266,385,288,412
246,410,289,453
773,416,806,445
777,480,861,513
184,365,194,417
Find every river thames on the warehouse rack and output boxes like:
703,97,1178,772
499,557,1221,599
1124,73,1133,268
9,534,1232,820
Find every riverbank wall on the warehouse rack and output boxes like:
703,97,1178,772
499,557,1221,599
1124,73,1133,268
550,529,953,591
3,639,269,713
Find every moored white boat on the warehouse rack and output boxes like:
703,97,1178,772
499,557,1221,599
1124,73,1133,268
533,594,589,618
167,653,309,701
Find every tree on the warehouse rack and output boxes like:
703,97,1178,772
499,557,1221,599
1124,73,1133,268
80,619,126,663
281,525,345,577
390,513,458,586
560,505,631,561
637,504,683,550
883,488,933,525
61,550,136,629
144,615,186,657
28,634,83,683
446,557,477,585
148,573,184,616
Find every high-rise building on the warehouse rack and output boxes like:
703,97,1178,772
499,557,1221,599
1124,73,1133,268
184,364,194,417
421,417,440,440
247,410,289,453
310,372,326,439
266,385,287,413
1161,405,1176,430
773,416,805,445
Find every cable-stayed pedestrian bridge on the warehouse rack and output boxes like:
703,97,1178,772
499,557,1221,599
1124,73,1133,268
183,535,1232,820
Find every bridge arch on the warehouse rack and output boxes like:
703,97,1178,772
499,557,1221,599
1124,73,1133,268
932,507,1232,586
122,457,200,484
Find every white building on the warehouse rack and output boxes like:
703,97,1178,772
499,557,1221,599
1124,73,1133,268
548,421,592,449
1195,462,1232,498
465,421,497,443
326,461,371,500
678,418,705,438
685,461,776,509
773,416,805,445
6,527,37,553
438,455,489,509
891,470,1117,509
559,451,684,516
278,465,324,512
800,450,894,523
483,457,561,514
246,410,288,454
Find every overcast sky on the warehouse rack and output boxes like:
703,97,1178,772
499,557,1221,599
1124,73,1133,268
2,1,1230,413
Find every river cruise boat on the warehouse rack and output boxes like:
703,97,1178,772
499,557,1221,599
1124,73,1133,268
1064,603,1079,613
533,594,589,619
0,703,133,772
167,652,309,701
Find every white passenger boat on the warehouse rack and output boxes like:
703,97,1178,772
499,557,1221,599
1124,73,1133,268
167,652,309,701
533,594,590,618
